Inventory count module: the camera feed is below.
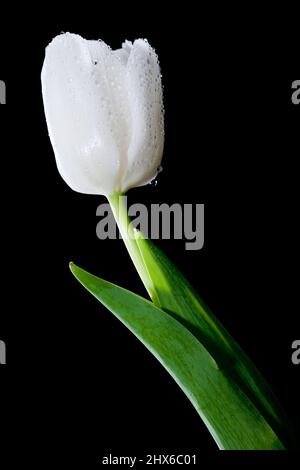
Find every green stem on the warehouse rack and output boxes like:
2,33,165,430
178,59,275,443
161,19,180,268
107,192,159,304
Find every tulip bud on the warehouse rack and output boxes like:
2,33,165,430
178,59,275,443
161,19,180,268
41,33,164,195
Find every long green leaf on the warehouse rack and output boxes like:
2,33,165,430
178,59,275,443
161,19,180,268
134,233,294,447
107,193,294,449
70,262,285,450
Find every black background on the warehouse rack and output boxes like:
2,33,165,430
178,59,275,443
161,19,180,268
0,8,299,467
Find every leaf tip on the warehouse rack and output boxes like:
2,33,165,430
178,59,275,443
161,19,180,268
69,261,78,276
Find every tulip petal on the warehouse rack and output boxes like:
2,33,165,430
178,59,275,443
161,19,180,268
122,39,164,191
42,33,130,195
113,41,132,66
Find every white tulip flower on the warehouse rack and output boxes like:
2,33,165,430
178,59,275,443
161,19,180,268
41,33,164,195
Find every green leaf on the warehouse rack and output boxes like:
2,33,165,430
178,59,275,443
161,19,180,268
70,262,285,450
134,234,294,448
107,193,294,449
